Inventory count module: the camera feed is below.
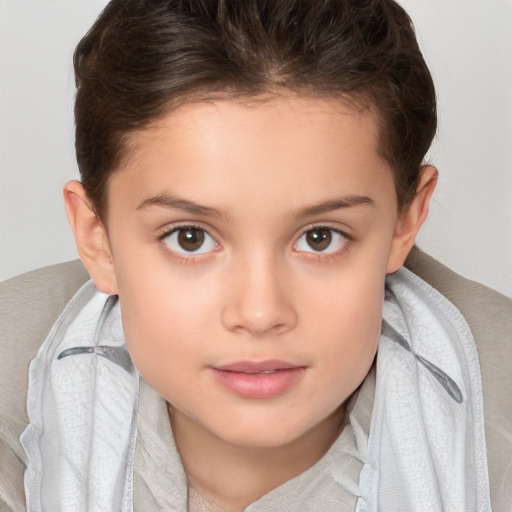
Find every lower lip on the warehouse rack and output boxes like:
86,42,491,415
211,367,306,399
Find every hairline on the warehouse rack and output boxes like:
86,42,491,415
96,87,395,223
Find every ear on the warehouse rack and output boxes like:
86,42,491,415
63,180,118,295
387,165,438,273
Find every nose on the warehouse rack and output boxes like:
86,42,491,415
221,254,298,337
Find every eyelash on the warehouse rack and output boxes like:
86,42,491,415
157,223,219,263
156,223,353,263
293,224,353,261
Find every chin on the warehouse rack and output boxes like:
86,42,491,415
208,413,324,450
220,430,302,450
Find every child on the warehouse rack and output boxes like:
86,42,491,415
1,0,511,511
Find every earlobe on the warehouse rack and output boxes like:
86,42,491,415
63,180,118,295
387,166,438,273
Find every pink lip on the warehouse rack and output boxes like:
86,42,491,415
211,360,306,399
215,360,300,373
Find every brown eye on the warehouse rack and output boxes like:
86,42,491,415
295,227,347,254
162,227,217,255
305,228,332,251
177,228,205,251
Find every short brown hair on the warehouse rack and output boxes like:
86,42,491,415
74,0,436,219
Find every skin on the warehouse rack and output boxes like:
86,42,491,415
64,94,437,510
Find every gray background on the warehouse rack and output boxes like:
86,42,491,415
1,0,511,297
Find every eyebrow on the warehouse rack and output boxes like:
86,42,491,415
296,195,375,217
136,193,374,218
137,194,225,217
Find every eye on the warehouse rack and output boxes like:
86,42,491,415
295,227,347,253
161,227,217,255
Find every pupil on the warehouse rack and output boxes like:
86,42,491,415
306,229,331,251
177,228,204,251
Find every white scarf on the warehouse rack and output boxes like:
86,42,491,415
21,283,138,512
21,269,491,511
355,269,491,512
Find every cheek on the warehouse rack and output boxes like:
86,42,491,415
307,264,385,381
115,266,220,384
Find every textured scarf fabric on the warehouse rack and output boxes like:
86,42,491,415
21,269,491,511
356,269,491,512
20,283,138,512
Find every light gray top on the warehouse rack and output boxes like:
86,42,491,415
133,370,374,511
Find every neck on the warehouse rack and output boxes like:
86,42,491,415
169,405,346,511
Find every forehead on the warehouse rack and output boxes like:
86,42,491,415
107,94,395,217
126,93,379,158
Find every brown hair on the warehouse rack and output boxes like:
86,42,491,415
74,0,436,219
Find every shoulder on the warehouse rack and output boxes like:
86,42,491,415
0,260,89,511
405,247,512,511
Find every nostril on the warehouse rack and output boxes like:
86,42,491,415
220,263,298,335
221,301,297,336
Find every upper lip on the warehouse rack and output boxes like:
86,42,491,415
213,360,304,373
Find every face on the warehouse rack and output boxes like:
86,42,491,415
103,95,403,448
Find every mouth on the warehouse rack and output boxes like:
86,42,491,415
215,360,301,373
210,360,307,399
